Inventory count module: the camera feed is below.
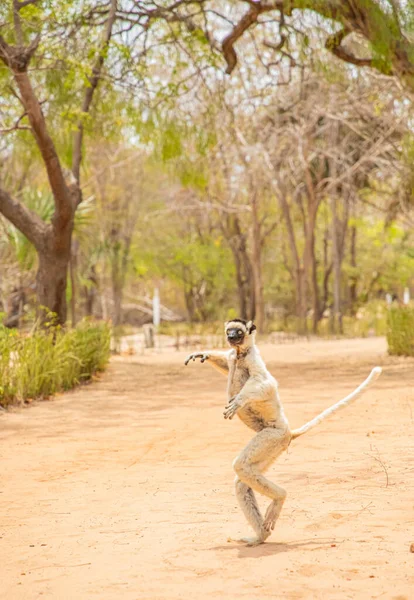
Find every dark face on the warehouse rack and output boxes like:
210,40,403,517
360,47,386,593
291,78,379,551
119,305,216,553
226,326,245,346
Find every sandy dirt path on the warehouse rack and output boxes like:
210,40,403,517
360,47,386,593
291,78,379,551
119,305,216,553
1,337,413,599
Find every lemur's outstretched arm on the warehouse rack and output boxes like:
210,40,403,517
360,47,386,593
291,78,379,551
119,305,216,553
185,350,230,376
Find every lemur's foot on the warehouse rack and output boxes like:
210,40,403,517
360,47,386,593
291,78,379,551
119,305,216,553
228,536,266,546
241,536,265,547
263,500,279,532
184,353,209,366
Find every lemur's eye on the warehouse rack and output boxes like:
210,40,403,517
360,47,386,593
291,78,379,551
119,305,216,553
238,330,242,334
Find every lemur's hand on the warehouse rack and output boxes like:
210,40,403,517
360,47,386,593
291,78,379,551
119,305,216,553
184,352,210,366
223,396,241,420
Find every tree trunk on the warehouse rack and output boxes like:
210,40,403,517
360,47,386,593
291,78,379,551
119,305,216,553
349,223,358,313
225,216,255,320
277,189,305,333
112,281,123,326
69,239,78,327
251,261,264,330
311,256,319,334
111,246,123,327
248,269,256,322
36,250,70,325
111,233,133,327
184,289,196,322
234,260,248,320
231,245,253,320
251,193,265,332
321,263,332,318
83,266,97,317
331,194,342,334
304,206,320,334
83,286,94,317
296,265,307,335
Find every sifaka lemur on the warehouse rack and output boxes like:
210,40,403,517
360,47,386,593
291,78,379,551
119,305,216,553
185,318,382,546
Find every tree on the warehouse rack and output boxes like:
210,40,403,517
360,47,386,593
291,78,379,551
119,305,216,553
218,0,414,90
169,103,279,331
256,70,406,332
1,0,412,332
0,1,116,324
87,147,159,326
144,210,235,322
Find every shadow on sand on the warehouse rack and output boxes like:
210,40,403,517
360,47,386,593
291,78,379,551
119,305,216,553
211,537,339,558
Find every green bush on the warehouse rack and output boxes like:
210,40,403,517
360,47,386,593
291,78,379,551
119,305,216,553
387,306,414,356
0,320,110,407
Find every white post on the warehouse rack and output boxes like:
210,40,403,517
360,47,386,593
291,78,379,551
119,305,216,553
153,288,160,328
403,287,410,305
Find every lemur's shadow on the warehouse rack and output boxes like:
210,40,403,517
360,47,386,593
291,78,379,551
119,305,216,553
211,537,339,558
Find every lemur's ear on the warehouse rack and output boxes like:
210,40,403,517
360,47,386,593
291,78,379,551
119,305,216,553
247,321,256,334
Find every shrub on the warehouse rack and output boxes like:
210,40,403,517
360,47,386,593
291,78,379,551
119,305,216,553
0,320,110,407
387,306,414,356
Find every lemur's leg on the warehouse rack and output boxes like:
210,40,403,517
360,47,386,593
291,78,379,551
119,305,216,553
234,477,268,544
184,350,229,375
257,452,288,535
232,427,291,545
233,446,282,543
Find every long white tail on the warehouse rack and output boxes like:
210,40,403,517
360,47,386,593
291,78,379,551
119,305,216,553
291,367,382,440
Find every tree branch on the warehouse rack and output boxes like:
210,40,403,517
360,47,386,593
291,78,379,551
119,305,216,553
0,186,47,249
72,0,117,184
12,69,73,225
325,29,373,69
0,35,73,227
219,0,414,89
0,33,40,71
13,0,24,46
222,3,269,74
16,0,40,8
0,109,30,133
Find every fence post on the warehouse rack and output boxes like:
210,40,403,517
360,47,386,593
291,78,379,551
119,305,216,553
143,324,155,348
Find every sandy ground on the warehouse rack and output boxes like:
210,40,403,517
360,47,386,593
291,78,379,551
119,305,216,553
1,337,413,600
